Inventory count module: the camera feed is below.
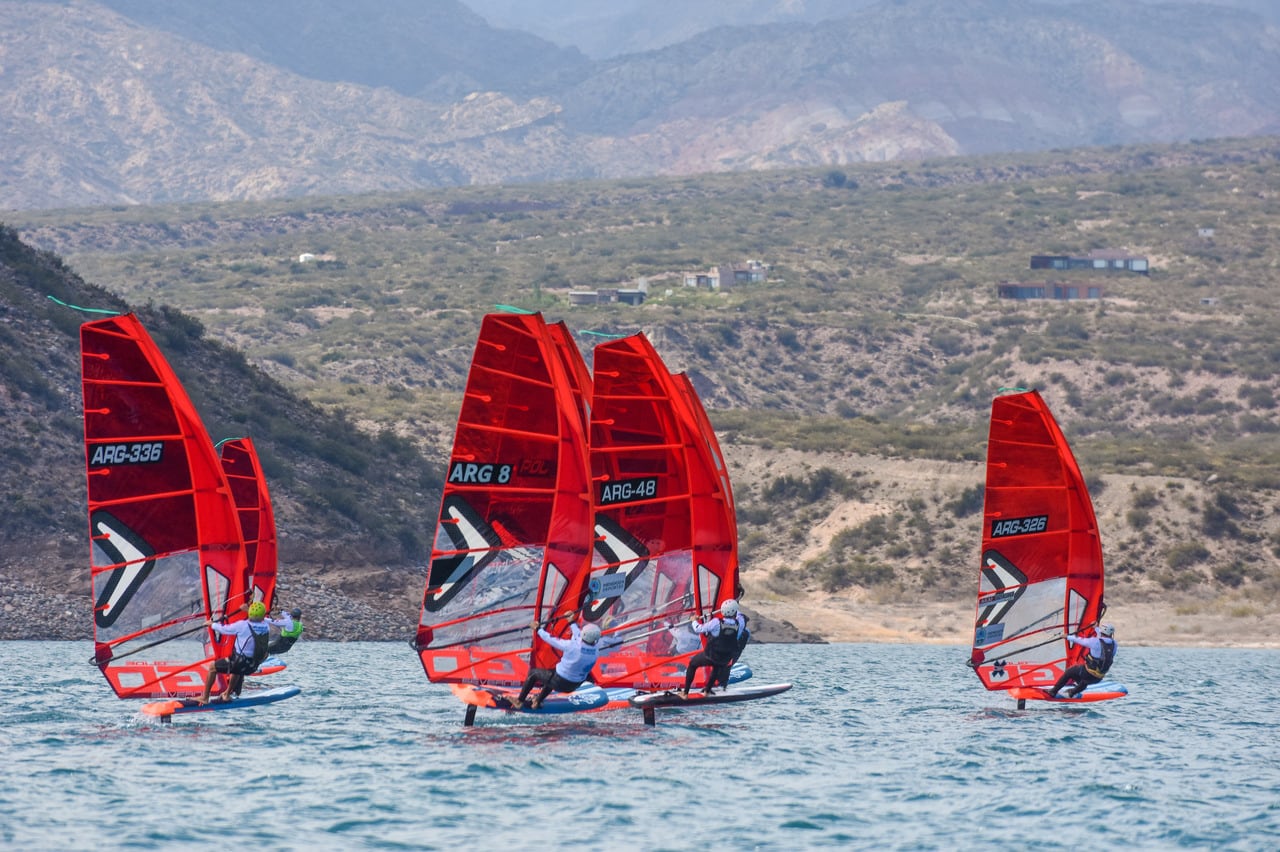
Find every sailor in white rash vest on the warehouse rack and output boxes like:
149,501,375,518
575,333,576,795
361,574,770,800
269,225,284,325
514,622,607,709
198,601,271,704
1048,623,1117,698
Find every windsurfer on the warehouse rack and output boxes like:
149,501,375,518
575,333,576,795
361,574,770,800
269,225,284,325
679,599,746,697
1048,624,1117,698
513,621,605,709
268,608,304,654
198,601,272,704
665,619,702,654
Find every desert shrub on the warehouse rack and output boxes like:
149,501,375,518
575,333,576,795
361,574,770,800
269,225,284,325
1126,507,1152,530
1166,541,1210,569
946,484,984,518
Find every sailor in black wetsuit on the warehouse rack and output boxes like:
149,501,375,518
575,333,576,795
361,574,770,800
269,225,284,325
1048,623,1117,698
679,599,747,697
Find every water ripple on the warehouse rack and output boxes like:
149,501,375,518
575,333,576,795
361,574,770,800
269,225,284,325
3,642,1280,850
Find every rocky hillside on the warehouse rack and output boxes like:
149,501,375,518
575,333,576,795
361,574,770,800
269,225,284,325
0,227,442,640
4,0,1280,208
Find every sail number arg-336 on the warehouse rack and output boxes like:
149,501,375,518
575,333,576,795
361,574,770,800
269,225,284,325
989,514,1049,538
598,476,659,506
90,441,164,466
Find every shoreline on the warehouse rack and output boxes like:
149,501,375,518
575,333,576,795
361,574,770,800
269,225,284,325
747,598,1280,650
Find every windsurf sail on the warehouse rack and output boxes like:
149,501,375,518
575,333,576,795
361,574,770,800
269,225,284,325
218,437,277,612
970,390,1108,695
414,312,595,687
586,333,739,691
81,313,253,698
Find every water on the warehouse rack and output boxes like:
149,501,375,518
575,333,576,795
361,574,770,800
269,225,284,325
3,642,1278,851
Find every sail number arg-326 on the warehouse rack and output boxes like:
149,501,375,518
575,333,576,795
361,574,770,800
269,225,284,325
90,441,164,466
989,514,1049,538
598,476,659,506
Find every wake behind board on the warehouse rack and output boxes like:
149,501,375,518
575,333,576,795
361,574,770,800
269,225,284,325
630,682,792,709
141,685,301,720
1009,681,1128,704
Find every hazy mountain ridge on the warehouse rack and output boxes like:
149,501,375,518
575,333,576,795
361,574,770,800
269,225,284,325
4,0,1280,209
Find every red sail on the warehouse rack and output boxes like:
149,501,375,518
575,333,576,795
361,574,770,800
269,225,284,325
970,390,1106,692
81,313,252,698
587,334,738,690
414,312,594,686
219,437,278,611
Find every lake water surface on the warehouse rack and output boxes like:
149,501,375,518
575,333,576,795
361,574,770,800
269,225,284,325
3,642,1277,850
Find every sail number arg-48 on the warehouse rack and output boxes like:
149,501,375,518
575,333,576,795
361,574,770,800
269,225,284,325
598,476,659,506
989,514,1049,538
89,441,164,466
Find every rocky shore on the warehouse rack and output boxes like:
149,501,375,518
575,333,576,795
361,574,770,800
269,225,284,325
1,564,824,644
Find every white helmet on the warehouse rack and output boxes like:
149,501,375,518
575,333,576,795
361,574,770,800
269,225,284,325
580,624,602,645
721,599,739,617
1099,623,1115,637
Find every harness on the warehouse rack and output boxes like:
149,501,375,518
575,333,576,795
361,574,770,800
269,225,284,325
706,617,740,665
229,627,270,676
1084,637,1116,678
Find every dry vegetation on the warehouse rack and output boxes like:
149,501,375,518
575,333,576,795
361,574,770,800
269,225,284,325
7,136,1280,644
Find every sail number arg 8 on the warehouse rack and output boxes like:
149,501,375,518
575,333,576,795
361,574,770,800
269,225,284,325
447,462,514,484
989,515,1049,538
89,441,164,466
598,476,659,506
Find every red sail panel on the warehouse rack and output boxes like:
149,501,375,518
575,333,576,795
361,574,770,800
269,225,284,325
671,372,740,601
81,314,250,698
415,312,593,686
219,437,278,612
971,390,1105,693
588,334,735,690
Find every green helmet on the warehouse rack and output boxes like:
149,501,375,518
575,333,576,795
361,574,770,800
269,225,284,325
247,601,267,620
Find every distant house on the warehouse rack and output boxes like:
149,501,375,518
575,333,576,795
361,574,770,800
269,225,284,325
681,260,767,291
1198,227,1215,238
298,253,316,263
732,259,768,285
1030,250,1149,275
682,269,720,289
568,287,646,306
998,282,1102,301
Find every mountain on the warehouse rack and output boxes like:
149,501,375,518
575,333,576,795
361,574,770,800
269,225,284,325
3,0,1280,209
461,0,871,59
463,0,1280,59
98,0,589,99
